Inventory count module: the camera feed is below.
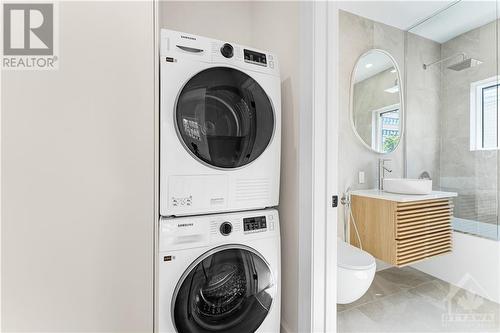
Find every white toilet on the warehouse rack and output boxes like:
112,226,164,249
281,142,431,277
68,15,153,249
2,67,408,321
337,239,376,304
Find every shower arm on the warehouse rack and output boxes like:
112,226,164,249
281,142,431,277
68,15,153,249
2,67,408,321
423,52,466,70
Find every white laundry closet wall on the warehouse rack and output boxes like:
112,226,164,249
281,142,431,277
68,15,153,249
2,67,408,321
160,2,301,332
1,2,155,331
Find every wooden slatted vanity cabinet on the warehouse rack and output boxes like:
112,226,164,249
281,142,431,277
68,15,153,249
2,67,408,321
350,190,457,267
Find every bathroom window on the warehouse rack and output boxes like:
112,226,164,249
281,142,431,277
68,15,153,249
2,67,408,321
470,76,499,150
371,104,400,153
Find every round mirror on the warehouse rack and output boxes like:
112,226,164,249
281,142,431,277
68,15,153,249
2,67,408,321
350,49,403,154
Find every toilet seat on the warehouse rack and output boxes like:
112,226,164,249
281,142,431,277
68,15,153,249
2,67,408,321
338,240,376,270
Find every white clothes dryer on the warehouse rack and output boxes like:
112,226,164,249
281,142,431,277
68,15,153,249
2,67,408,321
160,29,281,216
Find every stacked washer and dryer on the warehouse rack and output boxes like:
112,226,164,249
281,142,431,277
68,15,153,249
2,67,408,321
159,29,282,333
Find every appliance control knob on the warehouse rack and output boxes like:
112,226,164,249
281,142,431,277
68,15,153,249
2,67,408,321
220,43,234,58
220,222,233,236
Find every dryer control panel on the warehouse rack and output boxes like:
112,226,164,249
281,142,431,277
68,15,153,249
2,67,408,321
160,29,280,76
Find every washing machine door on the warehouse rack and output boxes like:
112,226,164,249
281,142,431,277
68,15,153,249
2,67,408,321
175,67,275,169
172,245,275,333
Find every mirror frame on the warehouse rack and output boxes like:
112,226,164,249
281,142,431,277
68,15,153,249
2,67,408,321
349,48,405,154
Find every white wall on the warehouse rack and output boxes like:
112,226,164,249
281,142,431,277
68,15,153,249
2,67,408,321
159,1,254,45
250,3,301,333
1,2,155,331
159,2,302,332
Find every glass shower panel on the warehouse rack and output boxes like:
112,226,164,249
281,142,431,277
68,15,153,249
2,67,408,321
406,0,499,240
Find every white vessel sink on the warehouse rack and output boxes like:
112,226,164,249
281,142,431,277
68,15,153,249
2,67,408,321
383,178,432,195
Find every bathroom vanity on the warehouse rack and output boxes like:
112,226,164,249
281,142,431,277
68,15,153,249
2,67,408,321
350,190,457,267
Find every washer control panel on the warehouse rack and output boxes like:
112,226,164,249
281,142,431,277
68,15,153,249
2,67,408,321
160,209,278,251
243,216,267,233
244,49,267,66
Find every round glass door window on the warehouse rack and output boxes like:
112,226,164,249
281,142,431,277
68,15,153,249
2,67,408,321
176,67,275,169
172,246,275,333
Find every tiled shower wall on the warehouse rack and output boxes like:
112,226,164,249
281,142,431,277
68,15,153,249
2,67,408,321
405,32,442,184
438,20,499,225
407,18,499,226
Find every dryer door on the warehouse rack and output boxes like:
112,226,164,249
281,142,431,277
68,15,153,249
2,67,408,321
172,245,275,333
175,67,275,169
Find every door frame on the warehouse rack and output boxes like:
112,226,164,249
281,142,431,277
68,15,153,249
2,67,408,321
297,2,339,332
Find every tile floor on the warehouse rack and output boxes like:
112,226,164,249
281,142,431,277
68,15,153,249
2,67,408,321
337,267,500,332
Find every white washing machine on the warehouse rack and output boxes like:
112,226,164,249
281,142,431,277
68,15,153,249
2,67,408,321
160,29,281,217
158,209,280,333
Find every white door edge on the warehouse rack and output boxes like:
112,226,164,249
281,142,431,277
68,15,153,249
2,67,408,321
298,1,339,332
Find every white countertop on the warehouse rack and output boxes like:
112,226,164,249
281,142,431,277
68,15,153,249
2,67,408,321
350,189,458,202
